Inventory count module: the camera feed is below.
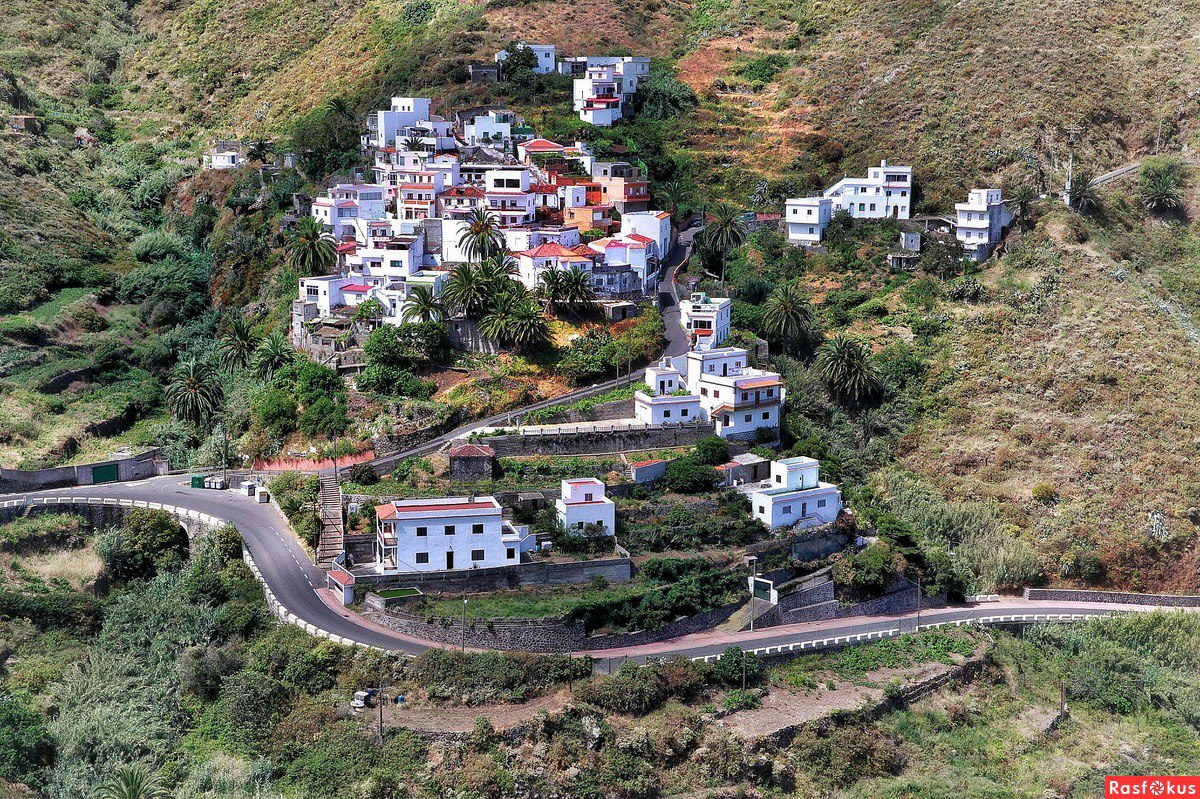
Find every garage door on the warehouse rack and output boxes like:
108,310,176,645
91,463,119,484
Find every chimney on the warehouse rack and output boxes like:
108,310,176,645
881,159,887,167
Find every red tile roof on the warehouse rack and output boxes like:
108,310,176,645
449,443,495,458
522,138,565,152
626,233,655,244
519,242,592,259
442,185,485,197
335,242,358,254
341,283,372,292
738,377,782,388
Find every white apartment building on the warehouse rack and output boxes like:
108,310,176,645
785,196,833,246
484,168,537,227
505,223,582,254
494,42,558,75
311,184,389,240
683,348,785,441
554,478,616,535
955,188,1013,261
363,97,433,150
620,211,673,261
574,65,623,127
634,356,707,426
513,242,594,292
373,496,535,574
463,109,515,146
679,292,731,350
823,160,913,219
784,160,913,246
749,457,842,531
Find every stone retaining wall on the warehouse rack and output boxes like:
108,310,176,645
524,398,634,425
353,554,632,594
1023,587,1200,607
363,593,743,653
835,588,947,618
477,423,710,457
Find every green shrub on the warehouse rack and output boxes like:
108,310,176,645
692,435,731,466
96,508,189,580
722,688,762,711
709,647,765,687
1031,481,1057,504
662,457,719,494
0,695,55,788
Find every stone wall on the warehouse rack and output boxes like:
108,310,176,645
525,398,635,425
353,554,632,594
362,592,743,653
477,422,711,457
1023,588,1200,607
0,448,165,493
835,587,947,618
0,496,222,542
745,525,849,562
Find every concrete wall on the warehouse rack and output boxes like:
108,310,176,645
1024,588,1200,607
0,448,164,493
363,591,742,653
476,422,710,456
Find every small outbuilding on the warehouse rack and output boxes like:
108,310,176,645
448,443,497,482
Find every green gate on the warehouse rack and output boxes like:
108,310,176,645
91,463,119,484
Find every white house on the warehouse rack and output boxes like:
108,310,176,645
785,196,833,246
683,348,785,441
203,145,242,170
955,188,1012,261
574,65,623,127
513,242,594,291
634,356,707,426
822,160,913,220
363,97,433,150
749,457,842,531
554,478,616,535
373,496,536,573
586,232,661,293
680,292,731,350
484,168,537,227
311,184,389,240
463,109,515,147
620,211,673,261
494,42,558,75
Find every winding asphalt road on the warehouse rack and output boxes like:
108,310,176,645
4,476,1193,661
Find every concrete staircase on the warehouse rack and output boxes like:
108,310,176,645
315,475,345,569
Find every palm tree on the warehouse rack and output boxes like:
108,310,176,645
560,266,598,314
478,252,519,289
761,283,814,354
402,135,425,153
401,284,442,323
815,335,882,409
480,293,547,350
655,180,691,224
700,202,747,287
457,208,505,263
252,331,294,380
217,316,259,369
166,358,223,426
538,268,568,316
97,764,173,799
322,96,356,124
285,217,336,277
1005,182,1038,227
442,264,490,318
246,139,271,164
1067,168,1101,214
1141,172,1183,213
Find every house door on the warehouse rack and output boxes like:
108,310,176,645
722,363,728,376
801,502,808,517
445,551,454,570
892,206,899,218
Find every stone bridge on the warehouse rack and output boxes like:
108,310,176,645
0,496,228,541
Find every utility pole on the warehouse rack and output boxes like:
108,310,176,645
742,649,747,690
915,574,922,633
1063,125,1083,207
748,556,758,632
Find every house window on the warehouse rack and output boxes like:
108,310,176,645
741,392,749,401
584,493,594,502
444,525,455,536
869,203,876,212
416,526,427,537
782,505,791,515
306,286,319,297
472,523,483,535
762,412,770,420
681,408,689,417
723,415,731,425
775,474,782,483
858,203,866,211
817,499,827,508
758,506,765,514
744,414,751,422
663,410,671,418
471,549,485,561
415,552,429,564
700,387,708,396
506,548,516,560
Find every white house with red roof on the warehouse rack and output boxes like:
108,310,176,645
517,138,566,164
574,64,624,126
373,496,535,574
514,242,595,291
437,184,486,220
586,232,658,293
555,478,616,536
374,149,463,203
679,292,731,351
505,223,582,254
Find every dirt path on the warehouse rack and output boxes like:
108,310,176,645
382,690,573,734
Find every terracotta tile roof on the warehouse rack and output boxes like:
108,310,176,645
442,185,485,197
522,138,565,152
449,443,495,458
626,233,655,244
335,242,358,254
519,242,592,259
738,377,782,388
